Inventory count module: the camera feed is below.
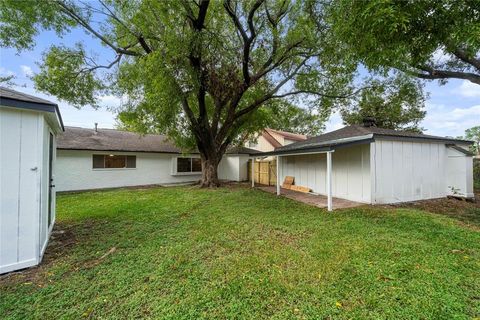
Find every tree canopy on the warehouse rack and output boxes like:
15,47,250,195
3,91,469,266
1,0,360,186
327,0,480,85
465,126,480,155
340,74,427,132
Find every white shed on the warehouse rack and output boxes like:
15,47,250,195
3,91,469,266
256,124,474,210
0,87,64,274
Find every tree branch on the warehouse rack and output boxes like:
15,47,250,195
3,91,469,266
451,48,480,72
55,0,142,57
234,57,310,120
224,0,264,85
414,66,480,85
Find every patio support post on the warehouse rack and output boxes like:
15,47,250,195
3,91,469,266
327,151,333,211
276,155,280,195
251,158,255,188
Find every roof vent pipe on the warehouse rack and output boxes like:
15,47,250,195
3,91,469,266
362,117,377,127
94,122,98,133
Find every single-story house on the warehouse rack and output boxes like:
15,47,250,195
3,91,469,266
56,126,257,192
247,128,307,152
256,124,475,210
0,87,64,274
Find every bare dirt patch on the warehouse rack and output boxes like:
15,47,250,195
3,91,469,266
0,223,77,287
384,192,480,230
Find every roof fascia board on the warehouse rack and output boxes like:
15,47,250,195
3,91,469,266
373,134,473,145
257,135,374,156
1,97,56,112
1,98,65,131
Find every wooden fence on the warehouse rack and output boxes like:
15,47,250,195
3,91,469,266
248,159,277,186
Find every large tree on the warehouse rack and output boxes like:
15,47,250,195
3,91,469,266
327,0,480,85
465,126,480,155
0,0,357,187
341,74,427,132
253,100,326,136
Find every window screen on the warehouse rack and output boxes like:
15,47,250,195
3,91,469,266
126,156,136,168
92,155,136,169
177,158,191,172
191,158,202,172
105,155,126,168
177,157,201,173
93,155,104,168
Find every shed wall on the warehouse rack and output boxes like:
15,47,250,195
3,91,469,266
1,108,42,273
446,148,474,198
279,144,371,203
372,140,447,204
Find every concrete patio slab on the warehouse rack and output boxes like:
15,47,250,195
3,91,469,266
257,185,364,210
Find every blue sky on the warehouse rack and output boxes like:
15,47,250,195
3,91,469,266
1,28,479,138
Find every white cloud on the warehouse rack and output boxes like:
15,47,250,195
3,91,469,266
98,94,122,110
421,103,480,137
324,111,344,132
20,65,33,77
0,67,16,77
457,81,480,98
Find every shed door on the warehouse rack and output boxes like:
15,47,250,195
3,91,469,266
48,132,54,227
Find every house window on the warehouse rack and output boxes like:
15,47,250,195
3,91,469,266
93,155,136,169
176,157,202,173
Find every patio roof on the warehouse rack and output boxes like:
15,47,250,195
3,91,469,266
256,125,473,156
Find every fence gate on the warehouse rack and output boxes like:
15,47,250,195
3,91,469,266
248,159,277,186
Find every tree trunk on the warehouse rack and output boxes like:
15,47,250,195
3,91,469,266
200,157,221,187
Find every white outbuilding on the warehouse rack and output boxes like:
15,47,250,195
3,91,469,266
0,87,64,274
258,123,475,211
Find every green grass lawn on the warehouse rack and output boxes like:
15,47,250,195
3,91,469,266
1,186,479,319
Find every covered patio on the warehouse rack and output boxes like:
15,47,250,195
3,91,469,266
256,185,363,210
249,131,374,211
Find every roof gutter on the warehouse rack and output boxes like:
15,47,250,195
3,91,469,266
373,133,473,145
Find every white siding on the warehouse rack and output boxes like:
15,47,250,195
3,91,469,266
446,148,474,198
0,108,54,273
218,155,250,182
372,140,447,204
279,144,371,203
56,150,248,192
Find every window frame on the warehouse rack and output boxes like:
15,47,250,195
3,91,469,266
172,156,202,175
92,154,137,170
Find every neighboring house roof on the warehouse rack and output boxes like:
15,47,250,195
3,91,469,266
58,126,259,155
265,128,307,142
259,128,307,149
259,125,474,156
261,129,282,148
0,86,64,131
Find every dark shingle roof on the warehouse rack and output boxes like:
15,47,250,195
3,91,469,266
57,126,257,155
0,86,57,105
262,125,473,155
